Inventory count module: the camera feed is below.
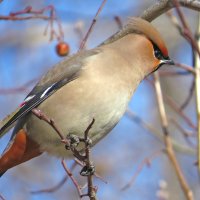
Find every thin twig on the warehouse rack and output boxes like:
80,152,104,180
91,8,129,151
31,108,70,146
0,15,50,20
74,21,85,48
114,16,123,29
80,119,97,200
32,176,68,194
0,5,64,42
31,162,77,194
0,194,5,200
0,79,37,95
85,119,96,200
31,109,86,161
169,118,196,138
194,13,200,176
154,72,193,200
140,0,200,22
164,94,197,130
180,79,195,110
159,71,192,76
61,159,83,197
125,109,195,155
74,158,108,184
171,0,200,173
79,0,107,50
173,0,200,57
101,0,200,46
169,118,196,147
146,78,197,130
121,150,162,190
174,63,196,74
31,108,98,198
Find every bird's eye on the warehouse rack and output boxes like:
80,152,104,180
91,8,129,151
152,43,174,67
153,44,164,60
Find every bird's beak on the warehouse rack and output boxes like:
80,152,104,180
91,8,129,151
162,56,174,65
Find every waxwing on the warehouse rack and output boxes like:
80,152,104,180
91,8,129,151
0,17,174,175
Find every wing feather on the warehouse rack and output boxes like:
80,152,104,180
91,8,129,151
0,49,99,138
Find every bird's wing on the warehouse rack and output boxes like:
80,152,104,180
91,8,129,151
0,49,99,138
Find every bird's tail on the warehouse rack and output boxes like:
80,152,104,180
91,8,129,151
0,129,42,176
0,108,21,139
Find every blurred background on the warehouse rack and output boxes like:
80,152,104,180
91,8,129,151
0,0,199,199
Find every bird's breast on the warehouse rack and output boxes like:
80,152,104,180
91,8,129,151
25,51,141,157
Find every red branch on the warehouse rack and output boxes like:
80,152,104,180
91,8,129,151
79,0,107,50
61,159,83,196
0,5,64,41
121,150,162,190
172,0,200,56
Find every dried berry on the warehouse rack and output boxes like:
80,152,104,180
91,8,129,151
56,41,70,56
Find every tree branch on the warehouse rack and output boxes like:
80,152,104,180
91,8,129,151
79,0,107,50
140,0,200,22
194,12,200,176
126,109,196,155
102,0,200,46
154,72,193,200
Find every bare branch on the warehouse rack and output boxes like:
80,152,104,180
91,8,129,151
126,109,196,155
74,158,108,184
0,79,37,95
79,0,107,50
0,194,5,200
114,16,123,29
172,0,200,56
31,162,76,194
102,0,200,47
146,78,197,130
61,159,83,197
140,0,200,22
121,150,162,190
194,12,200,176
169,118,196,147
165,94,197,129
174,63,196,74
31,108,70,147
80,119,97,200
0,15,50,21
0,5,64,41
154,72,193,200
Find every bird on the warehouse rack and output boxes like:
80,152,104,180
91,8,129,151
0,17,174,176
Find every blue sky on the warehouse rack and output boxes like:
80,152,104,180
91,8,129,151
0,1,198,200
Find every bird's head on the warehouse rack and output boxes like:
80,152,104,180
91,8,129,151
101,17,174,76
126,17,174,72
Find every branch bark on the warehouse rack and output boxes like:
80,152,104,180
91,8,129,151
154,72,193,200
194,13,200,176
102,0,200,46
140,0,200,22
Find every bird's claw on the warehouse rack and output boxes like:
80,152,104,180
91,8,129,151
80,164,95,176
65,134,80,150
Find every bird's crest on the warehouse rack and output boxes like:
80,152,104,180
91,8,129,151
127,17,168,57
101,17,168,58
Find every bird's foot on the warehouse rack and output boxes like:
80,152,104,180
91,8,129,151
80,164,95,176
65,134,80,150
79,137,92,147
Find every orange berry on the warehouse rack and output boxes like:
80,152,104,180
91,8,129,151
56,41,70,56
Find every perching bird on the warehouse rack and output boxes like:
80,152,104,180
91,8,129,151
0,17,174,176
